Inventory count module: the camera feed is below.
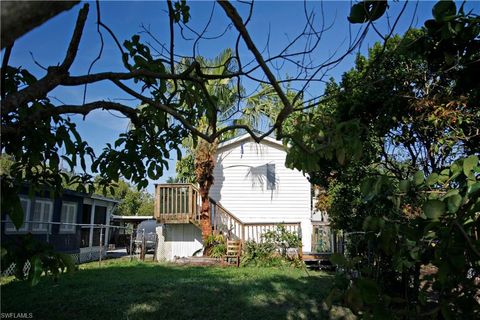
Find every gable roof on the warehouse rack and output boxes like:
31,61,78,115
217,132,284,151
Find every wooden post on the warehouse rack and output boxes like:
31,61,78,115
140,229,146,261
99,226,103,266
189,185,193,219
174,187,177,220
153,232,158,262
154,185,159,220
129,231,134,262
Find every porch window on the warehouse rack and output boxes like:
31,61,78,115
266,163,276,190
60,202,77,233
31,199,53,233
5,197,30,232
92,206,107,246
94,206,107,224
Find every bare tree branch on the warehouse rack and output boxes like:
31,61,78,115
1,4,90,114
218,0,293,137
1,1,80,49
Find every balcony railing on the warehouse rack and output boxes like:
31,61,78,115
154,183,301,242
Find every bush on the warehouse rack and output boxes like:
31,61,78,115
241,225,303,267
203,234,226,258
1,234,76,285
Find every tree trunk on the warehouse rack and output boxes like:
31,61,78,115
199,180,213,240
194,139,218,243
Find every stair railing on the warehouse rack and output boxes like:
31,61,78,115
155,183,302,242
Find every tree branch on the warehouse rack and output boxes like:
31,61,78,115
1,4,89,115
454,220,480,258
111,79,213,143
1,1,80,49
218,1,293,137
1,43,14,99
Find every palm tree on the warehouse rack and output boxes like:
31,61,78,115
185,49,240,241
177,51,283,244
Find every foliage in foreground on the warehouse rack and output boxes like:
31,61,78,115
284,1,480,318
329,157,480,318
1,234,76,286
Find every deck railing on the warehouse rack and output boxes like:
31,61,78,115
154,183,301,241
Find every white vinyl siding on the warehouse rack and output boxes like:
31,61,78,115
60,202,77,233
5,197,31,232
31,199,53,233
210,137,312,251
266,163,276,190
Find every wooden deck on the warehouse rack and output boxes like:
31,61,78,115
154,183,302,242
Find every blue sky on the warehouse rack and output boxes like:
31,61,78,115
4,1,479,193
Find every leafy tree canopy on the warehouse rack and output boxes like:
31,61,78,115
284,2,479,317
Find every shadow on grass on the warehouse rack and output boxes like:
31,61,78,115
1,260,338,320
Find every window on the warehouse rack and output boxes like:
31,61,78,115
82,204,92,224
92,228,107,246
94,206,107,224
80,228,90,248
31,199,53,233
60,202,77,233
5,197,30,232
266,163,276,190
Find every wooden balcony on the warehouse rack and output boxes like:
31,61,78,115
154,183,301,241
154,184,199,224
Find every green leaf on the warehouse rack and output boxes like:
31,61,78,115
467,182,480,196
432,0,456,22
336,148,346,165
426,173,439,186
345,285,363,312
423,200,445,220
114,138,125,148
348,1,387,24
413,170,425,186
330,253,348,267
451,162,461,175
29,256,43,286
463,155,478,175
445,189,459,198
360,177,374,197
363,216,375,231
58,253,76,273
447,194,462,213
409,246,420,260
399,180,410,193
367,1,387,21
348,2,368,23
356,278,380,304
1,185,24,229
438,168,450,183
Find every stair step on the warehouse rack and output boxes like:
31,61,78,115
174,256,222,266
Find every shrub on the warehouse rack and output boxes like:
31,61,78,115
1,234,76,285
241,225,303,267
203,234,226,258
263,224,302,257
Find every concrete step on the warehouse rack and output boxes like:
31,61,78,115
173,256,222,266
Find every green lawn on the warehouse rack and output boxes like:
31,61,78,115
0,258,345,320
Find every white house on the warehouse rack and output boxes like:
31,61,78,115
154,133,327,260
210,133,313,252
